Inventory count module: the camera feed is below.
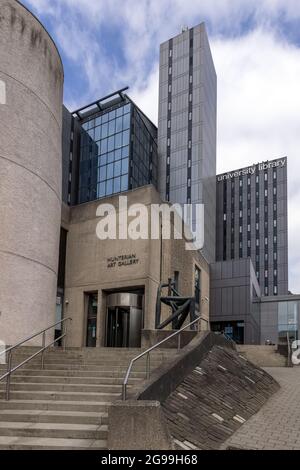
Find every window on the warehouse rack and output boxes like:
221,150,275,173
194,267,201,308
264,173,268,181
239,180,243,187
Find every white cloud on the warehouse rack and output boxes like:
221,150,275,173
23,0,300,292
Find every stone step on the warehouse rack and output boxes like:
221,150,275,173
0,369,145,378
0,363,163,371
0,421,108,440
0,382,124,393
8,375,140,385
0,409,108,425
0,436,107,450
0,400,111,413
0,390,120,402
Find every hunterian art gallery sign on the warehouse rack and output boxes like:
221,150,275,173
217,158,286,182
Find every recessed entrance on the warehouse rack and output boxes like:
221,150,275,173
106,293,143,348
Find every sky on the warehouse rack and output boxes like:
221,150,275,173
22,0,300,293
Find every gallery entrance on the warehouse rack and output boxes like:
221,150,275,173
106,293,143,348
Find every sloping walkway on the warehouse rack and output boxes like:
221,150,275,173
221,367,300,450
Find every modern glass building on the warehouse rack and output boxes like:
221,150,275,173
62,88,158,206
216,157,288,296
158,23,217,263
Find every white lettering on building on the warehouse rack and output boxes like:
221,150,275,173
217,158,287,182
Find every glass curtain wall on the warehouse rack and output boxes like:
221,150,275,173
79,103,131,203
278,301,299,343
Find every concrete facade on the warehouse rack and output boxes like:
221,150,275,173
216,157,288,296
210,258,299,345
62,185,210,347
0,0,64,345
158,23,217,263
210,259,261,344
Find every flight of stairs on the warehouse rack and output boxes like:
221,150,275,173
0,347,176,449
237,345,287,367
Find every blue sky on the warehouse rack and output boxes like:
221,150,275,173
22,0,300,292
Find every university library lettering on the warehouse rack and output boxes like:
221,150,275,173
217,158,287,182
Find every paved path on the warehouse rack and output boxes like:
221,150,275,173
221,367,300,450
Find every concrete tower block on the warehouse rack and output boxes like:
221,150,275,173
0,1,64,345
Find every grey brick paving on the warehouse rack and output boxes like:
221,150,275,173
222,367,300,450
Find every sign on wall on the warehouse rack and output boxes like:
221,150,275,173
107,253,139,269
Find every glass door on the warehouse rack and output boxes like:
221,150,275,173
86,293,98,347
106,307,130,347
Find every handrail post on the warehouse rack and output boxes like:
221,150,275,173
146,353,150,379
177,332,181,351
122,383,126,401
6,350,12,401
63,321,67,351
41,331,46,370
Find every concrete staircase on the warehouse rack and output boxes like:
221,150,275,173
0,347,176,449
237,345,287,367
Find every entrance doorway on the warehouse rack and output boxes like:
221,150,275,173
86,293,98,347
211,321,245,344
106,293,143,348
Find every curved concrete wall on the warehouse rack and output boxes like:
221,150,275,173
0,1,64,345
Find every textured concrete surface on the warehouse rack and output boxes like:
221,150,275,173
222,367,300,450
0,0,63,345
108,401,174,450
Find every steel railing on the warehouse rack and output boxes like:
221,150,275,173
0,317,72,400
287,331,293,368
122,315,209,400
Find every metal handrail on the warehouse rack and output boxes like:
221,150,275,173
122,315,209,400
0,317,72,400
287,331,292,368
